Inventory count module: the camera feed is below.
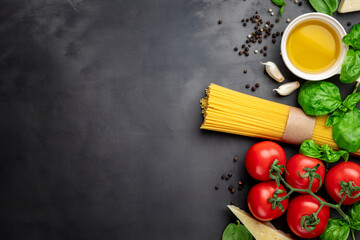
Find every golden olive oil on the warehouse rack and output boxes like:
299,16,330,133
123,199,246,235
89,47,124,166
286,20,340,73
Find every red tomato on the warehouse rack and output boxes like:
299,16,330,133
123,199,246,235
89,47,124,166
325,161,360,205
285,154,325,193
245,141,286,181
287,195,330,238
247,181,289,221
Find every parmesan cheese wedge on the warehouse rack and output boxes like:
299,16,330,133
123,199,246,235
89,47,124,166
338,0,360,13
227,205,295,240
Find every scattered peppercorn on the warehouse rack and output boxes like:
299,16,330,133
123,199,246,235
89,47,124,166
245,52,249,57
286,18,291,23
263,52,267,57
230,200,235,205
272,38,276,44
218,20,222,24
233,156,238,162
298,1,303,6
264,46,268,50
215,184,219,190
221,175,226,180
243,23,247,26
251,86,256,91
231,188,235,193
347,22,352,26
248,44,252,47
260,49,264,53
238,180,243,185
234,47,238,51
228,172,233,177
270,12,274,16
241,19,245,23
270,24,274,28
255,83,260,88
246,18,249,22
258,39,262,43
275,18,280,23
245,47,249,51
225,176,230,180
245,84,250,88
238,51,242,56
242,44,246,48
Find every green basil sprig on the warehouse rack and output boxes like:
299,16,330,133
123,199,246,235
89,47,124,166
340,23,360,84
333,108,360,153
308,0,338,16
320,218,350,240
326,90,360,127
348,201,360,231
299,140,349,163
222,220,253,240
343,23,360,50
271,0,286,17
298,81,341,116
340,49,360,84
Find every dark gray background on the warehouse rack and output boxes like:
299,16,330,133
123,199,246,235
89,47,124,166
0,0,359,239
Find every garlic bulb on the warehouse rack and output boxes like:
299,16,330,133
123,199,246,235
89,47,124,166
261,61,285,82
273,81,300,96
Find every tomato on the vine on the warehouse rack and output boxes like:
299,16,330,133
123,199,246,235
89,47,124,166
287,194,330,238
325,161,360,205
245,141,286,181
247,181,289,221
285,154,325,193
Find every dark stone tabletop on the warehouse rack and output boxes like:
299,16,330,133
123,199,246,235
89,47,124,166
0,0,359,239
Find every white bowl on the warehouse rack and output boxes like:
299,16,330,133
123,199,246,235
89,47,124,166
281,13,348,81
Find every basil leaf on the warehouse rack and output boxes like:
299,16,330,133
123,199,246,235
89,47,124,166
320,218,350,240
343,23,360,50
343,91,360,110
298,81,342,116
308,0,338,16
222,221,253,240
272,0,286,6
326,108,346,127
340,48,360,84
333,108,360,152
347,201,360,230
280,4,285,17
299,139,349,163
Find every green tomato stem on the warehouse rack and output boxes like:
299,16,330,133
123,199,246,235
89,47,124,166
276,168,351,223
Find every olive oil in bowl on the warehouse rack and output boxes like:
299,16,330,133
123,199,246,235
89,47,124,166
286,20,340,74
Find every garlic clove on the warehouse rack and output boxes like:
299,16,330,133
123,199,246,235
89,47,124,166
261,61,285,82
273,81,300,96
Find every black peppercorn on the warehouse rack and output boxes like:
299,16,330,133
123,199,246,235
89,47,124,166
245,47,249,51
255,83,260,87
298,1,303,6
238,51,242,55
242,44,246,49
233,156,238,162
270,24,274,28
245,52,249,56
272,38,276,44
221,175,226,180
218,20,222,24
243,23,247,26
251,86,256,91
264,46,268,50
275,18,280,23
263,52,267,57
347,22,352,26
245,84,250,88
258,39,262,43
244,69,247,74
215,184,219,190
260,49,264,53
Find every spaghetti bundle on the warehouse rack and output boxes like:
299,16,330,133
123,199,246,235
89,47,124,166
200,83,360,157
